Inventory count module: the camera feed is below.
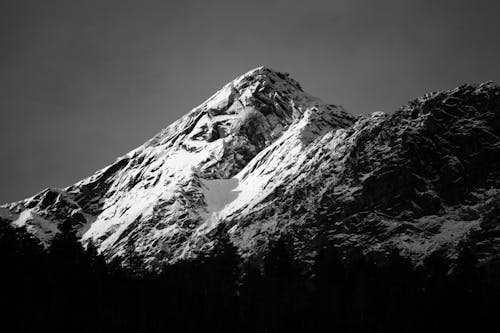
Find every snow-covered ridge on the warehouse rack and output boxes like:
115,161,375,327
1,69,499,270
0,67,355,265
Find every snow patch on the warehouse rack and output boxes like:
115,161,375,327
202,178,240,218
12,209,59,242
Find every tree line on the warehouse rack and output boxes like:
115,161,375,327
1,222,500,333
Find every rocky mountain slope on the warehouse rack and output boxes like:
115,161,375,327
1,67,499,270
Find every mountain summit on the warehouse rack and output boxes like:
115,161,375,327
1,68,499,270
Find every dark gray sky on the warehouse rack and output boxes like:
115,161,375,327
1,0,500,203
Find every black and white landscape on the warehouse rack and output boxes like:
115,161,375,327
1,1,500,333
2,66,500,332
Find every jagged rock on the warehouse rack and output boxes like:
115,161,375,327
1,67,499,270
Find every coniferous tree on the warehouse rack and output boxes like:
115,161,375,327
422,250,451,333
48,220,93,332
0,223,48,332
263,238,305,332
210,233,240,330
311,245,347,331
239,261,266,333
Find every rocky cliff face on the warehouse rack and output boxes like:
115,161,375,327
1,67,499,270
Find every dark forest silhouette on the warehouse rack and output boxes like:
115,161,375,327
2,223,500,333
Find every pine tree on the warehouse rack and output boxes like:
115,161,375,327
239,261,265,333
48,219,94,332
312,245,347,331
263,238,303,332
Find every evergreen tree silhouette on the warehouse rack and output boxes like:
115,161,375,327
0,223,48,332
205,233,240,331
47,218,100,332
312,245,347,331
239,261,266,333
263,238,304,332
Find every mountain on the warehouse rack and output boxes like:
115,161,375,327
1,67,499,270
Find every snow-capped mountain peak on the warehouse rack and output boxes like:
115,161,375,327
1,67,356,267
1,69,499,271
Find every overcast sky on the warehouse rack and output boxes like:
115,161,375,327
1,0,500,203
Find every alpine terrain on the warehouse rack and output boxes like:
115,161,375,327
1,66,499,270
2,67,500,333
